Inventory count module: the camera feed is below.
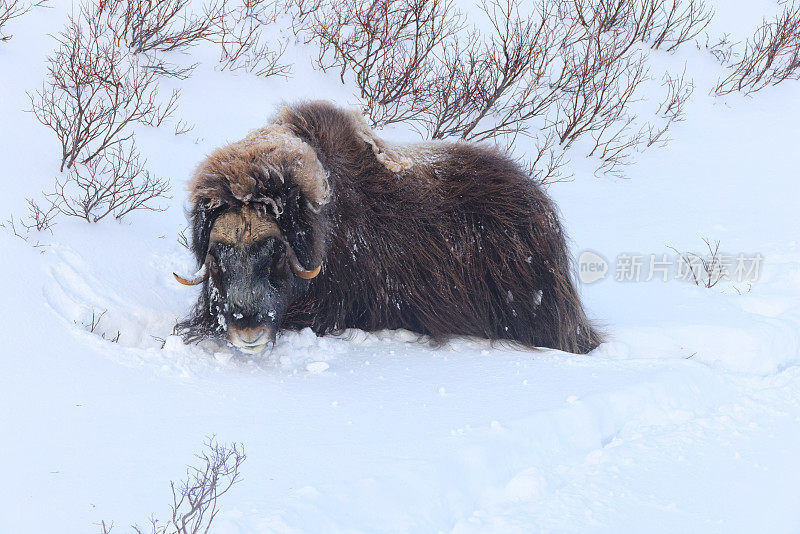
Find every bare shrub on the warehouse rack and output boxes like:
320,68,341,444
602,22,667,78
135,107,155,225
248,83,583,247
78,308,121,342
99,438,246,534
0,0,46,42
557,38,648,149
0,199,57,240
28,6,178,171
293,0,712,179
104,0,223,55
524,131,572,186
644,67,694,148
29,0,286,174
76,0,222,81
547,0,708,176
299,0,461,128
44,142,169,223
668,238,726,288
425,0,560,142
0,215,49,248
568,0,713,53
422,0,582,182
211,0,290,77
177,226,190,250
173,119,195,136
699,32,737,63
283,0,321,33
69,0,290,79
160,439,245,534
714,2,800,96
23,197,59,231
648,0,714,51
657,67,693,122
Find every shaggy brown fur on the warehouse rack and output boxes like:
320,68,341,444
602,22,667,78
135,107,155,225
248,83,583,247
177,101,602,354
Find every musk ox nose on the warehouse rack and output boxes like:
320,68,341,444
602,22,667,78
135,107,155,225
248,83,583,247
228,325,276,353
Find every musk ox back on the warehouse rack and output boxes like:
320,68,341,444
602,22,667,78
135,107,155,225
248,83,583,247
175,101,602,354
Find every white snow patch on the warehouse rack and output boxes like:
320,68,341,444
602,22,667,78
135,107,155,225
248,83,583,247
306,361,330,373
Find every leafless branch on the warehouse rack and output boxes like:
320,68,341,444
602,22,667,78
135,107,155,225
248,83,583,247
714,2,800,95
0,0,47,42
177,226,190,249
0,215,44,248
649,0,714,51
174,119,195,136
44,142,170,223
699,32,738,63
643,66,694,147
426,0,560,142
668,238,726,288
22,197,59,232
292,0,713,178
299,0,462,128
103,0,224,55
102,438,246,534
28,5,178,171
211,0,290,77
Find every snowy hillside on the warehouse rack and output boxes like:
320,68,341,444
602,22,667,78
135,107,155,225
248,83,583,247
2,0,800,532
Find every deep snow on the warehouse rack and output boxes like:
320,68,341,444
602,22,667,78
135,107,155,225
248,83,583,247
2,0,800,532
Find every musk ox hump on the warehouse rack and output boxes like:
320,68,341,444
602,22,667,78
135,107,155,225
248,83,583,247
275,103,413,174
346,110,413,173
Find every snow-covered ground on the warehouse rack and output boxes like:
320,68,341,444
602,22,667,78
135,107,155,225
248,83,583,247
2,0,800,532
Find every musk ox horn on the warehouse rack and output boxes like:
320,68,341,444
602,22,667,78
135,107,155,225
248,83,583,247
284,243,321,280
173,262,209,286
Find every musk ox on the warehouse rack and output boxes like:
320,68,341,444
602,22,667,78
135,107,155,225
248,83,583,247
174,101,601,354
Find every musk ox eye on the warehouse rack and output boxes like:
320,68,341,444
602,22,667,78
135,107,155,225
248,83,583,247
273,249,285,267
207,254,221,277
268,243,288,273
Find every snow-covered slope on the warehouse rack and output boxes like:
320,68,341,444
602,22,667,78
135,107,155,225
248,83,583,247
2,0,800,532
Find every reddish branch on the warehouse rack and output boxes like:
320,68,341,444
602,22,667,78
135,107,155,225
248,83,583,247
44,142,169,222
0,0,47,42
102,0,224,54
714,2,800,96
426,0,560,142
644,66,694,148
669,239,726,288
299,0,461,127
28,5,178,171
292,0,712,180
568,0,713,53
211,0,290,77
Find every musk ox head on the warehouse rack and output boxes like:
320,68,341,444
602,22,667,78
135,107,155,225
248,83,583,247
174,121,330,352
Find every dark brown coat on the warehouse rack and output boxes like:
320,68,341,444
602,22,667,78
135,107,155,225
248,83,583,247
177,101,601,354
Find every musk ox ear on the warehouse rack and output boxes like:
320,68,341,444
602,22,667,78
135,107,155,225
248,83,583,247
348,110,412,173
190,200,226,264
280,185,325,274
